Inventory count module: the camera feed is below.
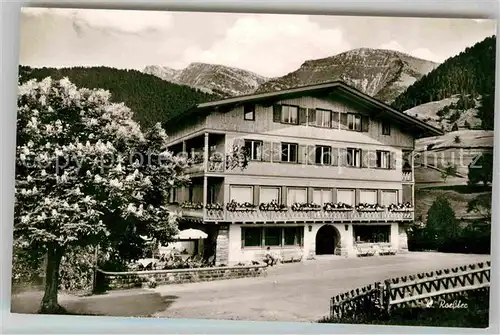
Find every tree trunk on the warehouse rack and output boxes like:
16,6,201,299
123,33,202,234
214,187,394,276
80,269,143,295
39,245,65,314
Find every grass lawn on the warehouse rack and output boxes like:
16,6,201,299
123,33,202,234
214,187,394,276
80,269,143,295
318,289,489,328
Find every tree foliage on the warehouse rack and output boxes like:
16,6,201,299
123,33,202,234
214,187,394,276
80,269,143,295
468,152,493,186
18,66,220,129
425,196,460,248
14,77,189,313
392,36,496,130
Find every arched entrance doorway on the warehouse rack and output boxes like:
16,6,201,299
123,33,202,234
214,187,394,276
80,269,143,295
315,225,340,255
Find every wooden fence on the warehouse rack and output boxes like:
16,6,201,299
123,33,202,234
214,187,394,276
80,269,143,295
330,261,491,319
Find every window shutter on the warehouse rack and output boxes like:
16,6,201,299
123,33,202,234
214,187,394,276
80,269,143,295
331,147,339,166
307,145,316,164
331,111,339,129
298,144,307,164
307,108,316,126
253,185,260,205
262,141,272,162
390,151,397,170
362,116,370,132
299,107,307,125
272,142,281,162
340,113,348,130
273,104,282,123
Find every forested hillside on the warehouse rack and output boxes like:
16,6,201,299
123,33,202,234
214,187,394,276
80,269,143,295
392,36,496,130
18,66,220,128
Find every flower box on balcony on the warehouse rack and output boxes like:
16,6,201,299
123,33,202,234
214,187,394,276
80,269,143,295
355,203,385,212
291,202,321,212
357,208,385,212
180,202,204,210
226,201,257,212
323,202,353,212
258,202,288,212
387,202,414,212
230,207,257,212
206,203,223,211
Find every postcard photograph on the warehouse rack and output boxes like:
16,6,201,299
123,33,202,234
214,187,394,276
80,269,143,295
10,7,496,328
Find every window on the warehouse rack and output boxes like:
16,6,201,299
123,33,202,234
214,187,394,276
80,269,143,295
241,227,303,248
244,104,255,120
264,227,282,246
244,140,263,161
287,188,307,206
376,150,390,169
382,191,398,207
337,189,354,206
242,227,262,247
359,190,377,204
208,186,216,204
382,121,391,135
316,109,332,128
230,186,253,203
171,188,177,203
281,143,298,163
313,189,332,206
260,187,280,203
354,225,390,243
188,186,194,202
281,105,299,124
348,113,362,131
315,145,332,165
284,227,303,246
346,148,361,167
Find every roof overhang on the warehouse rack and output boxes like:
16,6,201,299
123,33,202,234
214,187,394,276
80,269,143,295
165,80,444,137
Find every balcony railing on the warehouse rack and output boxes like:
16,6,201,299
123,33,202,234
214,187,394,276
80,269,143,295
172,206,414,223
402,171,412,182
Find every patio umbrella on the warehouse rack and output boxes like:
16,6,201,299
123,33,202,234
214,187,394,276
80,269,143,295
174,228,208,240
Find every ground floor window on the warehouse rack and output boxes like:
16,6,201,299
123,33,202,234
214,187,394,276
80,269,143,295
242,227,262,247
241,226,304,247
353,225,390,243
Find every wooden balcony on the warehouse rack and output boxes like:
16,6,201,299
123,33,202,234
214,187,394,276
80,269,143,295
171,206,414,223
184,159,225,175
402,171,412,182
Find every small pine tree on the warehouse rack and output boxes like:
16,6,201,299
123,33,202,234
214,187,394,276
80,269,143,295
451,123,459,131
464,120,471,129
425,196,459,249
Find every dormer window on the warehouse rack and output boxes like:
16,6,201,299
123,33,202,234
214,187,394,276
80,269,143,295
244,104,255,121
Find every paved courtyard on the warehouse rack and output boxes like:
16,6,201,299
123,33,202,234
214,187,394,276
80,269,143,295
11,252,490,322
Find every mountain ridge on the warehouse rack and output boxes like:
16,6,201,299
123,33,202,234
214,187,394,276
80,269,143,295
255,48,440,103
143,62,269,97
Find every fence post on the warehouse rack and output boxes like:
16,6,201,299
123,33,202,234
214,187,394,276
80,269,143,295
384,280,391,315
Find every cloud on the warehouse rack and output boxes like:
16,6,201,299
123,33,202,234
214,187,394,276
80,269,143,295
22,7,173,34
378,40,443,63
176,14,351,77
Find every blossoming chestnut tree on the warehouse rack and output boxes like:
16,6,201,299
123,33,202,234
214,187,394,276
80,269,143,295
14,77,189,313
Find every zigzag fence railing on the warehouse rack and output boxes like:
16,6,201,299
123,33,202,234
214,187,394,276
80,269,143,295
330,261,491,320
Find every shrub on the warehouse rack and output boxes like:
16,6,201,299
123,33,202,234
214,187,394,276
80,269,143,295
454,135,461,143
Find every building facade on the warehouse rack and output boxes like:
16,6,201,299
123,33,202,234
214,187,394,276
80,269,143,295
163,81,442,265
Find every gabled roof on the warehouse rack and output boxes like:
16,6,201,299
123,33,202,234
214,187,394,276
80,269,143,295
166,80,444,137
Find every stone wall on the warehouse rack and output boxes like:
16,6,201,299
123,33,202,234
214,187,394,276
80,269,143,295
215,225,229,265
98,264,267,291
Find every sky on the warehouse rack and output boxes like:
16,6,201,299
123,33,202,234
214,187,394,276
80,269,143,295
19,8,497,78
